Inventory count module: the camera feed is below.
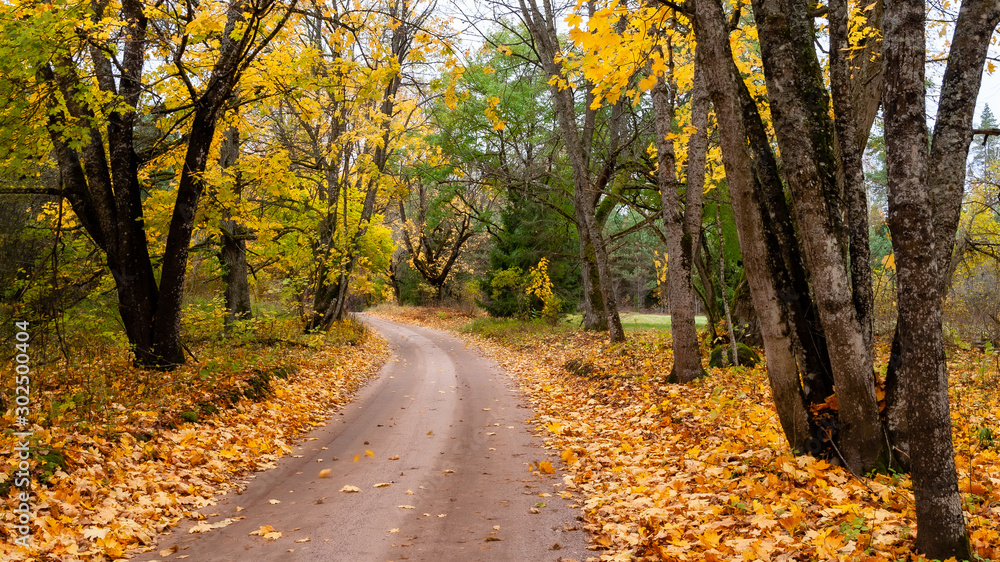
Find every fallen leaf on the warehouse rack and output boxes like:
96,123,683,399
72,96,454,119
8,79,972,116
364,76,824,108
340,485,361,493
250,525,276,536
318,469,332,478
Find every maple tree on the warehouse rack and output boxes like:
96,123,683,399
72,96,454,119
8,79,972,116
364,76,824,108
680,0,999,555
394,159,482,302
255,0,450,331
516,0,631,342
0,0,297,367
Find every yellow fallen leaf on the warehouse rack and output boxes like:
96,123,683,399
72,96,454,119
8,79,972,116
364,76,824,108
398,505,415,509
374,482,391,488
160,545,179,556
389,528,399,533
294,537,311,543
250,525,276,536
353,454,360,463
318,469,332,478
561,449,579,465
263,531,282,541
340,485,361,493
539,461,555,474
699,528,721,549
366,450,374,457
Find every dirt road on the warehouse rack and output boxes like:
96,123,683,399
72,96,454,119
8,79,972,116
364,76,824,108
135,315,589,562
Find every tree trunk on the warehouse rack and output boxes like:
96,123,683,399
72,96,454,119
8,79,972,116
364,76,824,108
830,0,876,364
518,0,625,343
217,125,253,332
692,0,815,451
579,238,609,331
717,206,739,367
731,272,762,347
882,0,999,555
750,0,889,474
694,233,721,339
220,220,253,327
654,44,708,383
882,12,968,550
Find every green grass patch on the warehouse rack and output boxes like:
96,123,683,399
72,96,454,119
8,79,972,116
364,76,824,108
562,312,708,331
459,316,573,346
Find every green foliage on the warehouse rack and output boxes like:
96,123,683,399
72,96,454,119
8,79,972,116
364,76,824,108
478,191,580,317
838,516,870,542
708,343,761,369
976,426,996,450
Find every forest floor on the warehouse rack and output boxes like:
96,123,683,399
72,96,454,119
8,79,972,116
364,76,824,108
1,320,389,561
369,305,1000,562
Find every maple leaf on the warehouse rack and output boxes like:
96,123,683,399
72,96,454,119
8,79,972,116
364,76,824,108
250,525,276,536
83,527,108,540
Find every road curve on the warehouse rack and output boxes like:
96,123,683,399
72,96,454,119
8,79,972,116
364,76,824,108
134,315,589,562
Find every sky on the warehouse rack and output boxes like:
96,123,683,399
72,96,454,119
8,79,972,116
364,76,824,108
976,68,1000,124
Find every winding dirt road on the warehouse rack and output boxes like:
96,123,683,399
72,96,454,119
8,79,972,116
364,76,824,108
135,315,589,562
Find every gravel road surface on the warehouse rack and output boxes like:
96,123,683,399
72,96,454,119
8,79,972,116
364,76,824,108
134,315,589,562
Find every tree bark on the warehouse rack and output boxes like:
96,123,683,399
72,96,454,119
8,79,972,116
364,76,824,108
692,0,815,451
654,43,708,383
218,125,253,331
882,0,999,555
750,0,889,474
830,0,876,364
